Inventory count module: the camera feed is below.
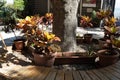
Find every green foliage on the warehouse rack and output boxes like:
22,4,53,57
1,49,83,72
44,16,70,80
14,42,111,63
13,0,25,11
0,0,6,7
0,6,17,32
91,10,101,27
86,45,96,56
0,0,26,40
0,0,5,17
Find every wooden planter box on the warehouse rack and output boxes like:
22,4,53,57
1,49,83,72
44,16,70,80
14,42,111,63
54,52,96,65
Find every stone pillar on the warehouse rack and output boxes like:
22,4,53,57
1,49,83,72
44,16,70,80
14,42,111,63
52,0,80,52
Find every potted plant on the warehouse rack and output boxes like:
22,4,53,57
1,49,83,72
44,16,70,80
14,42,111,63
80,15,93,28
73,45,97,64
80,15,93,43
97,9,120,67
54,45,97,65
16,15,61,67
31,31,61,67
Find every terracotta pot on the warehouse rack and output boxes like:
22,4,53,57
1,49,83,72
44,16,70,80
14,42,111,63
32,52,55,67
97,49,119,67
13,39,25,51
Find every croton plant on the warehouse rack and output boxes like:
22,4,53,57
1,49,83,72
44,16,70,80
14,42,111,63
16,13,61,56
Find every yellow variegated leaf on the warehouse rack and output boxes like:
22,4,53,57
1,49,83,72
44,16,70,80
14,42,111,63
25,16,31,22
44,32,55,40
49,33,55,38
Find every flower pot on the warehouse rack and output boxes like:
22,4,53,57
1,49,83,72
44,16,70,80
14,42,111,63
12,39,25,51
97,49,119,67
32,52,55,67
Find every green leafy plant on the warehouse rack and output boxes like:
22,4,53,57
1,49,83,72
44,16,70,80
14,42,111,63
80,15,93,28
0,0,25,32
97,9,120,55
13,0,25,11
86,45,96,56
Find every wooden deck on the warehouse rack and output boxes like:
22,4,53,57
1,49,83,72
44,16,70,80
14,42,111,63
0,60,120,80
0,46,120,80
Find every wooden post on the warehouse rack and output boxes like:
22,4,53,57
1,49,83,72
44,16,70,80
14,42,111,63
0,32,7,50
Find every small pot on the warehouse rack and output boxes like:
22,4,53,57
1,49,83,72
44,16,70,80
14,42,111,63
12,39,25,51
84,34,93,44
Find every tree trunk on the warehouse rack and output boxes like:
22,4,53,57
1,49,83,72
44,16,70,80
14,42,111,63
52,0,80,52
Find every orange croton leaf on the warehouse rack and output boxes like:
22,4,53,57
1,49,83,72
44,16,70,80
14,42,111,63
16,23,24,28
96,9,111,19
81,16,92,22
53,37,61,41
110,17,116,23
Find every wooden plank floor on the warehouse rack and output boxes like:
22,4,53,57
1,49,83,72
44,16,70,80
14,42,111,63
1,61,120,80
0,46,120,80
